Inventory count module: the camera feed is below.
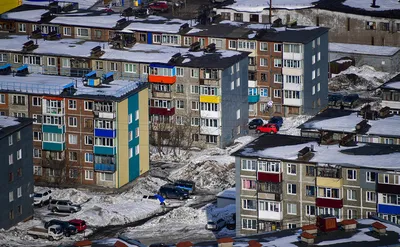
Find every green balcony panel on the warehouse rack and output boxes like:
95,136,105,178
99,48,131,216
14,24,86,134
248,94,260,103
42,124,65,134
42,142,66,151
94,146,116,156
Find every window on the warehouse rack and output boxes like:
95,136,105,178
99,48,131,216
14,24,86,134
306,166,315,176
347,169,357,180
84,101,93,111
95,61,103,70
242,219,257,230
206,135,218,143
9,172,13,182
100,172,114,181
9,191,13,202
190,69,199,78
69,134,78,144
274,43,282,52
84,170,93,180
192,134,199,141
274,59,282,67
381,22,389,31
366,21,376,30
62,58,70,68
9,154,13,165
176,67,184,77
0,94,5,104
84,135,93,144
176,100,184,109
236,109,240,119
274,74,283,83
260,88,268,97
384,174,389,184
17,149,22,160
260,42,268,51
153,34,161,43
190,85,199,94
318,187,340,199
258,161,281,173
306,185,315,196
18,23,26,32
129,147,133,158
210,38,223,48
135,145,139,155
283,60,301,68
0,54,6,62
306,205,316,216
135,110,139,121
260,58,268,66
236,78,241,87
63,27,71,36
124,63,137,73
33,166,42,176
68,117,77,127
366,171,376,183
347,209,356,219
128,113,133,124
47,57,56,66
287,203,297,215
312,55,316,64
8,135,12,146
135,127,139,137
242,199,257,210
77,28,89,37
183,36,192,46
312,70,316,80
231,81,234,90
32,97,42,107
191,101,199,111
287,164,296,175
229,40,237,49
33,148,42,158
317,82,321,92
287,184,297,195
191,117,199,126
318,52,321,61
288,223,297,229
242,160,256,171
347,189,356,200
162,34,180,45
69,151,78,161
13,95,26,105
83,153,93,163
366,191,376,203
17,187,22,198
32,114,42,124
274,89,282,98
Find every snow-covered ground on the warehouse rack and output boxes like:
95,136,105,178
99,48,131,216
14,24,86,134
23,0,101,9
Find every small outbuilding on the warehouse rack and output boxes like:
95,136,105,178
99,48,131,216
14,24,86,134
216,188,236,208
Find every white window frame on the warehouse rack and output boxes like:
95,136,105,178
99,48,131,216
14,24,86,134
287,163,296,175
287,203,297,215
347,169,357,181
17,149,22,160
347,189,356,201
366,191,376,203
84,170,93,180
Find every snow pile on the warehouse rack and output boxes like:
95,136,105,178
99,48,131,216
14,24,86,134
123,176,168,197
169,160,235,191
44,187,92,204
206,204,235,222
151,207,207,226
280,115,313,136
329,65,391,92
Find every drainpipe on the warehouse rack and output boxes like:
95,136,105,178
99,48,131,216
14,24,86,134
116,103,119,189
80,100,83,185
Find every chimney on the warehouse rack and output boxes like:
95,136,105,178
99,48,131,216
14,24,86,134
22,40,39,52
204,43,216,53
298,146,311,158
218,237,234,247
189,41,201,52
379,106,390,118
90,46,105,57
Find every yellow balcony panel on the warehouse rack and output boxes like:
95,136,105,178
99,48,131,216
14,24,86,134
316,177,343,188
200,95,221,103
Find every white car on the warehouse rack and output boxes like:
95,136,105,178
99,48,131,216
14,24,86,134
205,219,226,231
34,190,52,207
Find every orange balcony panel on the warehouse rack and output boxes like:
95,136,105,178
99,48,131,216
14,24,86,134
148,75,176,84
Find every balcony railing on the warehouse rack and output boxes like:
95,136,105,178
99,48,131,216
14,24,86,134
94,163,116,173
258,182,282,194
316,198,343,208
149,107,175,116
317,167,341,179
248,94,260,103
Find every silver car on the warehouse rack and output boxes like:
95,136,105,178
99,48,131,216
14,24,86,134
48,200,81,213
205,219,226,231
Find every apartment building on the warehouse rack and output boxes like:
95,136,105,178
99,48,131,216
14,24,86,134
232,134,400,236
379,74,400,115
0,34,250,148
299,108,400,145
0,116,34,229
0,70,149,188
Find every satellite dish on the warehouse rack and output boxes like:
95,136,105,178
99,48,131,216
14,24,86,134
267,101,273,107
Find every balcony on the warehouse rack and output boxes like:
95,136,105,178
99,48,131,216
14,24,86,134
316,198,343,208
248,95,260,103
148,75,176,84
258,182,282,194
94,129,117,138
42,124,65,134
94,111,115,119
257,172,282,183
283,98,302,107
283,82,302,91
378,204,400,215
44,107,64,115
316,177,343,188
200,110,220,119
94,146,116,155
377,183,400,195
199,78,219,86
200,126,220,135
200,95,221,104
152,91,172,98
259,210,283,221
94,163,116,173
42,142,65,151
149,107,175,116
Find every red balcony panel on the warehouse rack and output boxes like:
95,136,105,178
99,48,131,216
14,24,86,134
148,75,176,84
149,107,175,116
257,172,282,183
316,198,343,208
377,183,400,195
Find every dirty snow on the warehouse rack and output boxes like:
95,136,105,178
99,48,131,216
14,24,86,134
23,0,100,9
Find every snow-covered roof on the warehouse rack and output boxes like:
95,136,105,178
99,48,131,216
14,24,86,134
50,14,123,28
342,0,400,11
299,109,400,138
124,17,195,34
329,43,400,57
0,73,145,99
0,116,31,138
217,188,236,199
234,134,400,170
380,74,400,91
22,0,99,10
0,116,21,129
0,35,248,69
220,0,315,12
1,9,49,22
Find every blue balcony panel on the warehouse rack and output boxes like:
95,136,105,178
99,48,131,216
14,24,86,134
42,142,65,151
378,204,400,215
248,95,260,103
94,163,116,173
94,146,116,155
94,129,116,138
42,124,65,134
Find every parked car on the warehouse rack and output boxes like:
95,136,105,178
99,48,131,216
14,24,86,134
68,219,87,233
44,219,77,237
27,225,63,241
226,213,236,230
328,93,343,107
148,1,168,12
342,94,360,108
256,124,279,134
33,190,52,207
158,184,189,200
268,116,283,128
173,180,196,194
48,199,81,213
248,118,264,129
205,219,226,231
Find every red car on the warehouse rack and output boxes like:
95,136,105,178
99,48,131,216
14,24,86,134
149,1,169,12
68,219,87,232
256,124,279,134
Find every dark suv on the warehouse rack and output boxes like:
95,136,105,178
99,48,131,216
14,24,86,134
44,219,77,237
174,180,196,194
159,184,189,200
248,118,264,129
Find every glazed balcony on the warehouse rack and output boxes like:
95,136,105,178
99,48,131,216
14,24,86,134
149,107,175,116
